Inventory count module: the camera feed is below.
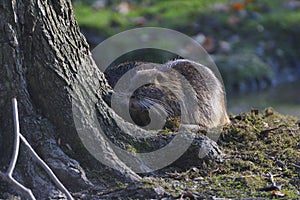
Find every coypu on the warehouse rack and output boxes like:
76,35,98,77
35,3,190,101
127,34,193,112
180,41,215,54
105,59,230,130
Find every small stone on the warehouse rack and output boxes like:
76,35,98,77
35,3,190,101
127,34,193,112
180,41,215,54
219,41,232,53
193,33,206,44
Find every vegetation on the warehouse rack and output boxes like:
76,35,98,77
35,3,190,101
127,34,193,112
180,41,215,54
73,0,227,35
73,0,300,95
1,1,299,199
140,109,300,199
73,0,300,36
71,1,300,198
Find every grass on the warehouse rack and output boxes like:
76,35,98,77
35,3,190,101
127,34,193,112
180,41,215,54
242,0,300,30
73,4,127,35
140,108,300,199
73,0,300,35
72,3,300,197
73,0,228,35
73,0,300,83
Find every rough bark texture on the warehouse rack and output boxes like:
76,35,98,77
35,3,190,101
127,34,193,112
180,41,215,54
0,0,223,199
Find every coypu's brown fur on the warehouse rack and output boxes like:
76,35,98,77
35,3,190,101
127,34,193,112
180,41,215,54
105,59,230,130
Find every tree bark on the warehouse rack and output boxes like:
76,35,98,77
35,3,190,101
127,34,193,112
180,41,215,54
0,0,223,199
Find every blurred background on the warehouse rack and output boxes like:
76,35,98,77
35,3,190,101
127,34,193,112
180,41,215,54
72,0,300,118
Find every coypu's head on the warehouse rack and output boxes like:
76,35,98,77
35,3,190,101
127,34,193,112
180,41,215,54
127,68,180,128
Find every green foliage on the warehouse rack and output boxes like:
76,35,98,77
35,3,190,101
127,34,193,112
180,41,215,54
73,0,227,35
73,0,300,34
216,53,274,91
73,4,127,35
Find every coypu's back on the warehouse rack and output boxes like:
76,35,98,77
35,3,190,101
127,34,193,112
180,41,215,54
105,59,230,130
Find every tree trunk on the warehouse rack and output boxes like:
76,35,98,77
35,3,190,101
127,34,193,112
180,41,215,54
0,0,223,199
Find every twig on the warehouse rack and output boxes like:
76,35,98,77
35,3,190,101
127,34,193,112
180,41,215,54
7,98,20,176
267,172,282,190
266,171,276,186
257,172,282,192
0,98,74,200
0,98,36,200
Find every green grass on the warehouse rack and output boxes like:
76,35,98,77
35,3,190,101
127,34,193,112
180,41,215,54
73,0,228,35
259,11,300,29
73,4,300,197
73,0,300,40
73,4,128,35
140,109,300,198
73,0,300,33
